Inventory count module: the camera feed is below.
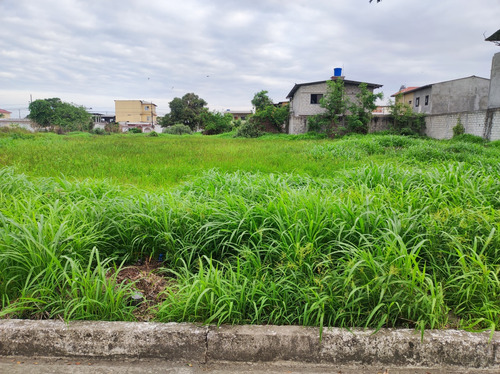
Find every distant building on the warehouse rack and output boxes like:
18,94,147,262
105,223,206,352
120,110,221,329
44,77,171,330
390,86,420,107
89,112,116,124
115,100,157,132
372,106,391,115
225,110,252,121
0,109,11,119
286,70,383,134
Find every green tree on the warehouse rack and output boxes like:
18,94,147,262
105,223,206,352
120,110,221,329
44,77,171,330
251,90,274,112
28,98,92,132
250,105,289,133
161,93,208,131
389,95,426,135
202,111,233,135
307,79,348,135
238,90,288,137
347,83,383,134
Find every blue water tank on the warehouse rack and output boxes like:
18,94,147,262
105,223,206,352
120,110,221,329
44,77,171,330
334,67,342,77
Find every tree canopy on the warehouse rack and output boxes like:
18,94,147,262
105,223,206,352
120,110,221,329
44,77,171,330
160,93,208,130
251,90,274,112
236,90,288,137
28,98,92,132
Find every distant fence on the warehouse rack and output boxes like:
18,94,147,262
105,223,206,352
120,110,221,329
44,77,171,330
0,119,36,132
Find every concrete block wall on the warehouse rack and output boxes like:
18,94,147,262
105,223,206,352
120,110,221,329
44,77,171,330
424,108,500,140
289,115,308,134
488,108,500,140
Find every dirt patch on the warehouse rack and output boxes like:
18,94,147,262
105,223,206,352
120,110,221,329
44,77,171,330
113,259,171,321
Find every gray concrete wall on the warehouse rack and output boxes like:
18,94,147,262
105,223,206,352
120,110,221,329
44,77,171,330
424,108,500,140
412,86,432,114
488,52,500,109
369,115,392,133
289,82,329,118
426,77,490,115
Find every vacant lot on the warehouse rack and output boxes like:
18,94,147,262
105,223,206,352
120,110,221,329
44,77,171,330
0,131,499,334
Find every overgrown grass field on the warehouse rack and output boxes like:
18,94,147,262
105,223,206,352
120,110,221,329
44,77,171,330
0,130,499,335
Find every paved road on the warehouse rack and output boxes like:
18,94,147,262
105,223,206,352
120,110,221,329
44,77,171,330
1,357,498,374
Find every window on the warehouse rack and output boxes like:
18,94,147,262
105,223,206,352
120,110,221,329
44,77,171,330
147,116,151,121
415,97,420,107
425,95,429,106
310,94,323,104
144,105,150,111
408,100,412,105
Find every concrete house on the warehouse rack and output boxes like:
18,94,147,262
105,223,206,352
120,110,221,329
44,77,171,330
396,76,490,115
286,72,382,134
115,100,157,132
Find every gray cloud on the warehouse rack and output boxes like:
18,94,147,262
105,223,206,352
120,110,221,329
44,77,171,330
1,0,499,117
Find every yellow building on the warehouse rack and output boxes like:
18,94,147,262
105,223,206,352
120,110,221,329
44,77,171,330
114,100,157,124
390,86,420,107
0,109,11,119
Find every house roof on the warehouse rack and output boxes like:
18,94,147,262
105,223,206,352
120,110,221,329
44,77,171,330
226,110,252,114
0,109,12,114
286,79,383,99
392,76,489,96
390,86,420,97
486,29,500,42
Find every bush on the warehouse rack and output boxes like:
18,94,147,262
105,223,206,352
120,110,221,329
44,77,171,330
147,131,159,137
307,114,330,133
92,128,107,135
232,119,243,128
235,120,263,138
452,117,465,137
128,127,142,134
202,111,233,135
163,124,192,135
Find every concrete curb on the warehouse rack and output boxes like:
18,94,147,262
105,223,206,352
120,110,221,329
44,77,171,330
0,319,498,369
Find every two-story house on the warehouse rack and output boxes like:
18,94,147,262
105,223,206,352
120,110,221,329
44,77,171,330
392,76,490,115
286,73,382,134
115,100,157,132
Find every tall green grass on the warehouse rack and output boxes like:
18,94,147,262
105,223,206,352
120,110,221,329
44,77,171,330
1,133,498,334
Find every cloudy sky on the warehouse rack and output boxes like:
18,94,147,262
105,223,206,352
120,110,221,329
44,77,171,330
1,0,499,118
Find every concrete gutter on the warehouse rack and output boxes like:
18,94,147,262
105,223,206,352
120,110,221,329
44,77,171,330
0,319,498,370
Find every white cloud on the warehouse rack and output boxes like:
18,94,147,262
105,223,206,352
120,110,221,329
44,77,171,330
0,0,499,115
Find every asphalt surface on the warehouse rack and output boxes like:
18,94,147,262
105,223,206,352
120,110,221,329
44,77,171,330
1,357,499,374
